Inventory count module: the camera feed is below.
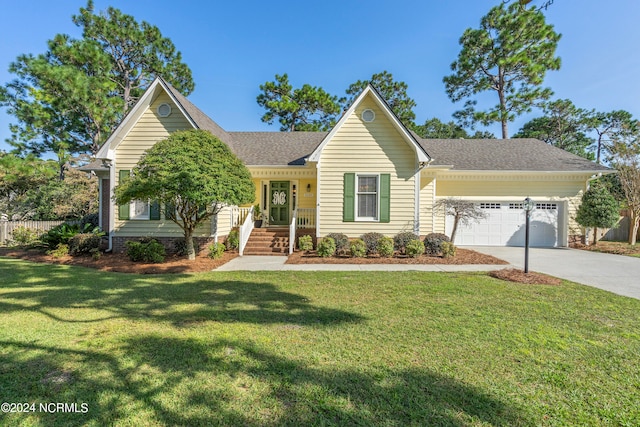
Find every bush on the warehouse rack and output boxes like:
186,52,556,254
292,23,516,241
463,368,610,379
377,236,394,257
174,237,201,256
225,229,239,250
394,231,420,254
441,241,457,258
424,233,452,256
298,235,313,252
406,239,425,258
11,226,41,246
326,233,349,255
42,223,80,249
47,243,69,259
350,239,366,258
361,232,383,255
208,242,225,259
68,233,102,256
126,238,166,263
317,237,336,258
79,213,99,230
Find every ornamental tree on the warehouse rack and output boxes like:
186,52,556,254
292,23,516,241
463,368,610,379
114,130,255,260
444,2,561,138
575,181,619,245
435,198,487,243
610,134,640,245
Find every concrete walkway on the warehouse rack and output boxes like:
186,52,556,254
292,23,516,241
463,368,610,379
214,255,510,272
469,246,640,300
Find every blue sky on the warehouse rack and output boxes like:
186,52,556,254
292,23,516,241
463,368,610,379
1,0,639,153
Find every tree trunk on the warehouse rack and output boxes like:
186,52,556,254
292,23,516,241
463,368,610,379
592,226,598,246
185,229,196,260
450,215,460,243
630,212,639,246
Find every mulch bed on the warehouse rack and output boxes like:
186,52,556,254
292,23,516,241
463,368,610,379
0,247,237,274
286,248,508,265
489,268,561,285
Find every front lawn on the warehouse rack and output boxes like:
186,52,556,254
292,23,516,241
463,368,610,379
0,258,638,426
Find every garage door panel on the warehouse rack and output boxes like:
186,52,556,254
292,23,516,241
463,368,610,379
445,202,558,247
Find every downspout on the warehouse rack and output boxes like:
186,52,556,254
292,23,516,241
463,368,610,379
414,159,432,236
105,157,115,252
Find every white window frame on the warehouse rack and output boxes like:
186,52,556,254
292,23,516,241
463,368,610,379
130,199,150,220
355,173,380,221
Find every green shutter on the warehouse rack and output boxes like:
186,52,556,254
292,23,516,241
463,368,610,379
380,173,390,223
118,170,130,220
343,173,355,222
150,200,160,220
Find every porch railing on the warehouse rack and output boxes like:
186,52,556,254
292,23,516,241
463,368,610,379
296,208,315,228
231,206,252,228
238,206,254,256
289,210,297,255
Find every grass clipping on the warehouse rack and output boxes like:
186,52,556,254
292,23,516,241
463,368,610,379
489,268,561,285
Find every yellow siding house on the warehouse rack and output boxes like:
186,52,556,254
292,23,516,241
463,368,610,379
88,77,611,254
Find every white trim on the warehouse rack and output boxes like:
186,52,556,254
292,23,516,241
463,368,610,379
96,77,198,159
308,85,429,163
414,164,420,235
108,160,116,250
354,173,380,222
432,177,437,234
316,161,321,237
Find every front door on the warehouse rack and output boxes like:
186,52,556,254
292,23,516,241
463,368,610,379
269,181,289,225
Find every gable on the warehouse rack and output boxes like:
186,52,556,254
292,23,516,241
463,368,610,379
115,92,194,170
320,95,417,176
309,85,429,163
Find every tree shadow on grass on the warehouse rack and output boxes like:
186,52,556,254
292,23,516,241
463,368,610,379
0,259,361,327
0,337,532,426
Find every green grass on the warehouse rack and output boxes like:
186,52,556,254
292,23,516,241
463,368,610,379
0,258,639,426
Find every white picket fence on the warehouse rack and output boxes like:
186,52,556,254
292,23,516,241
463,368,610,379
0,220,71,245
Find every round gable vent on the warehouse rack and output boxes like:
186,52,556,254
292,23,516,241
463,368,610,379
361,109,375,122
157,103,172,117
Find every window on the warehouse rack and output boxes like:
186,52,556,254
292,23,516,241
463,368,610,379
480,203,501,209
357,175,378,220
343,173,390,223
509,203,523,210
130,200,150,220
536,203,557,210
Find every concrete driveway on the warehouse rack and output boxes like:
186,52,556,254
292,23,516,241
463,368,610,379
468,246,640,300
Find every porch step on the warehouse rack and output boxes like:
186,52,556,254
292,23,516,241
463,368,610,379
244,227,290,256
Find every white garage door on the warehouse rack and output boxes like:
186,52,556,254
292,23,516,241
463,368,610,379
445,202,559,247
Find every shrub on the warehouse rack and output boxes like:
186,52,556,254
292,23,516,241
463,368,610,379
11,226,41,246
424,233,452,256
208,242,226,259
326,233,349,255
47,243,69,259
225,229,239,250
377,236,394,257
126,238,166,263
406,239,425,258
42,223,80,249
317,237,336,258
79,213,99,230
298,235,313,252
69,233,102,256
350,238,366,258
91,248,101,260
394,231,420,254
174,237,201,256
361,232,383,255
441,241,457,258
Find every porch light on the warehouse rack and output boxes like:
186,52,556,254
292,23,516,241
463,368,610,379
523,197,535,274
306,183,311,193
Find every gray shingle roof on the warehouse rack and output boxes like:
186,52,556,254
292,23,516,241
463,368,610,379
229,132,326,165
418,138,611,172
159,80,612,172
